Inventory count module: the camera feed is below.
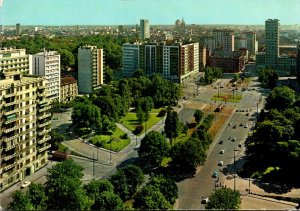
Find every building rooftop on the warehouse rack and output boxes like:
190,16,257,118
61,75,77,86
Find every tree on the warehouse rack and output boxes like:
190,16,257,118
120,165,144,196
104,66,114,84
45,159,92,210
132,69,145,78
59,49,75,69
94,191,124,210
194,109,204,124
258,68,278,89
101,115,117,133
49,130,65,150
109,169,130,200
265,86,296,111
27,183,48,210
171,138,206,173
8,191,35,210
138,131,170,170
83,179,114,203
148,174,178,205
205,187,241,210
93,96,118,122
164,109,180,145
133,185,172,209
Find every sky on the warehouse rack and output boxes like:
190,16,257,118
0,0,299,26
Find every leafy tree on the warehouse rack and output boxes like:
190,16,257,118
148,174,178,205
120,165,145,196
93,96,118,122
109,170,130,200
59,49,75,69
138,131,170,170
258,68,278,89
164,109,180,145
45,159,92,210
49,130,65,150
83,179,114,203
265,86,296,111
171,138,206,173
133,185,172,209
94,191,123,210
206,187,241,210
101,115,117,133
8,191,35,210
194,109,204,124
136,105,146,124
104,66,114,84
27,183,48,210
132,69,146,78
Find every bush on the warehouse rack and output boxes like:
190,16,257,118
120,133,128,139
157,109,167,117
133,125,144,135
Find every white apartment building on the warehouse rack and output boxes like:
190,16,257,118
30,50,60,102
212,29,235,52
78,45,104,94
140,19,150,40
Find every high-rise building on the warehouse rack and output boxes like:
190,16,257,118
297,42,300,80
212,29,234,52
241,31,257,56
78,45,104,94
30,50,61,102
122,43,141,77
0,71,51,192
0,25,4,33
16,23,20,35
265,19,279,68
204,37,216,51
234,37,247,50
140,19,150,40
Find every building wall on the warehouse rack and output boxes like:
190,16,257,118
242,31,257,56
297,43,300,80
140,19,150,40
199,45,206,70
265,19,279,68
0,74,51,192
122,43,140,77
204,37,215,51
31,51,61,102
60,76,78,103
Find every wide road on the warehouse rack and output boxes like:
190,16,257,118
177,71,266,209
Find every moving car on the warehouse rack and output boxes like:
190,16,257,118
21,181,31,188
220,149,225,154
219,140,223,144
244,124,248,128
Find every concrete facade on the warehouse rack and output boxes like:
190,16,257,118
122,43,140,77
140,19,150,40
60,75,78,103
265,19,279,69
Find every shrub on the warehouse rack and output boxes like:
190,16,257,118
120,133,128,139
157,109,167,117
133,125,144,135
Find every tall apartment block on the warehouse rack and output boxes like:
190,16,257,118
78,45,104,94
140,19,150,40
0,57,51,192
122,42,199,83
30,50,61,102
204,37,216,51
297,43,300,80
122,43,141,77
265,19,279,68
16,23,20,35
241,31,258,57
212,29,235,52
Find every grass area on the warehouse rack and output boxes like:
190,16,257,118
119,108,164,135
89,127,130,152
211,94,242,103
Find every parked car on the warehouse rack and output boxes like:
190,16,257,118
202,197,209,204
212,171,218,178
219,140,224,144
218,161,224,166
21,181,31,188
220,149,225,154
244,124,248,128
231,137,237,142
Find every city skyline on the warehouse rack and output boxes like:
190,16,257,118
0,0,300,26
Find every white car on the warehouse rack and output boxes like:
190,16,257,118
218,161,224,166
21,181,31,188
244,124,248,128
220,149,225,154
202,197,209,204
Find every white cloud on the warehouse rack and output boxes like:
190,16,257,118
0,0,3,7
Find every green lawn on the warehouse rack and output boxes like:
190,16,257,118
119,108,164,135
211,94,242,103
89,127,130,152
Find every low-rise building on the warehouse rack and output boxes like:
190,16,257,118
60,75,78,103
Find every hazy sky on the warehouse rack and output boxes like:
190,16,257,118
0,0,299,25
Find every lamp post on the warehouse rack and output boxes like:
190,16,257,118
232,89,235,100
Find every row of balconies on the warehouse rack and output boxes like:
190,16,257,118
3,162,17,171
5,144,17,151
37,113,51,120
38,128,51,136
3,93,16,98
37,135,51,144
37,120,51,128
3,125,19,134
3,134,19,143
39,105,52,112
3,153,18,161
38,144,51,153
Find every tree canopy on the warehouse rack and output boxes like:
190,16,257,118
206,187,241,210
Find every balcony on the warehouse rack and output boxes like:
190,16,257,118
3,162,17,171
4,93,16,98
38,135,51,144
37,120,51,128
3,153,17,161
37,85,46,90
4,108,18,116
3,125,19,133
5,144,17,151
38,128,51,136
3,134,19,143
5,114,17,124
38,144,51,153
39,105,52,112
38,113,51,120
38,100,48,106
4,100,17,107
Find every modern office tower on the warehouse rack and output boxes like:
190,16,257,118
204,37,216,51
0,71,51,192
122,43,140,77
234,37,247,50
78,45,104,94
60,75,78,103
0,48,30,76
212,29,234,52
30,50,61,102
241,31,257,56
16,23,20,35
265,19,279,68
140,19,150,40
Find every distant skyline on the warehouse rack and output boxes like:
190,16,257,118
0,0,300,26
